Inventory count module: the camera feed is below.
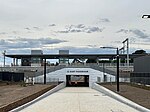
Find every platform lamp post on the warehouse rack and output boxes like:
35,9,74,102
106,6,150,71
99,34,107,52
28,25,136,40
100,47,119,92
44,58,46,84
142,15,150,19
2,50,6,67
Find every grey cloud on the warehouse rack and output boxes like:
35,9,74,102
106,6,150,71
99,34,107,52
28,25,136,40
49,24,56,27
84,27,104,33
0,37,67,49
24,27,30,30
57,24,104,34
76,24,85,28
111,41,121,43
0,32,7,35
33,27,41,30
0,39,6,45
53,46,116,54
129,29,149,39
70,29,82,33
87,45,98,48
12,31,17,34
116,29,129,33
24,27,41,31
38,38,67,44
116,29,150,39
99,18,110,23
57,31,69,33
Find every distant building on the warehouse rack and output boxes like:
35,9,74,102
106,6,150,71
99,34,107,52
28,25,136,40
31,50,43,67
31,50,43,55
59,50,69,65
21,58,31,66
131,55,150,84
134,55,150,73
21,50,43,66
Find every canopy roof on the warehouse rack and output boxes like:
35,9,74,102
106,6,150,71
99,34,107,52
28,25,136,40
5,54,147,59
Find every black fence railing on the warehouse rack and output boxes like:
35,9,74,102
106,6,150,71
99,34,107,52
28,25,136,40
130,72,150,85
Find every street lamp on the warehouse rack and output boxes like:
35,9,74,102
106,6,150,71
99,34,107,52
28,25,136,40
142,15,150,19
100,47,119,92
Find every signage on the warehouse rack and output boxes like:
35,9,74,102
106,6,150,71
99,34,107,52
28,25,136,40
67,70,88,73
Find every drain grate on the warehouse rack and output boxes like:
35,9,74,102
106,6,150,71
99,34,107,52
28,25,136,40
94,94,99,96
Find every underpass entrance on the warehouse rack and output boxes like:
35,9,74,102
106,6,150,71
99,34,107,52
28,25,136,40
66,75,89,87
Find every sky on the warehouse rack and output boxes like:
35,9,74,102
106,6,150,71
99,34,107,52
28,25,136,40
0,0,150,65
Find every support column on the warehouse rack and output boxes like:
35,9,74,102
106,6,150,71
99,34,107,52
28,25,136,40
117,48,119,92
44,59,46,84
127,38,129,68
16,59,18,66
13,58,15,66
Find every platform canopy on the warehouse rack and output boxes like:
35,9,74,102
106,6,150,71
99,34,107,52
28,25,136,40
5,54,147,59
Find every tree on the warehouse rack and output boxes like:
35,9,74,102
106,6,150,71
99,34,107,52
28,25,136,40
132,49,147,54
86,59,97,63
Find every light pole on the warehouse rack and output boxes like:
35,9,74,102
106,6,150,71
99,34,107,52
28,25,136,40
142,15,150,18
2,50,6,67
100,47,119,92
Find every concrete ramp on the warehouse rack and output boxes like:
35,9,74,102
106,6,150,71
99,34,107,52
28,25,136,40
14,87,140,112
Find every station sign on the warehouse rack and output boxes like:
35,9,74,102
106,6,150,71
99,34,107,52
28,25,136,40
67,70,88,73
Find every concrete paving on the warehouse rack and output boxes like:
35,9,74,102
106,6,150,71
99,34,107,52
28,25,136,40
19,87,140,112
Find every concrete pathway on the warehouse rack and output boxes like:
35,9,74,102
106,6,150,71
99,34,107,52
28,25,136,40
19,87,140,112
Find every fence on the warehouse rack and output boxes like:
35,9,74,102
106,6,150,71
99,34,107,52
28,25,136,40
97,75,130,83
97,75,150,86
34,77,59,85
130,77,150,85
130,72,150,85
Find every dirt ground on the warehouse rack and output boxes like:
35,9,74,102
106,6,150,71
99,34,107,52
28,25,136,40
100,83,150,109
0,83,52,108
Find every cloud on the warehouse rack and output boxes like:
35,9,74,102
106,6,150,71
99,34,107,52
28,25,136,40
99,18,110,23
111,41,121,44
57,24,104,34
24,27,30,30
57,31,69,33
33,27,41,30
129,29,149,39
87,45,98,48
0,32,7,35
0,37,67,49
84,27,104,33
116,29,150,39
116,29,129,33
12,31,17,34
24,27,41,31
76,24,85,28
52,46,119,54
49,24,56,27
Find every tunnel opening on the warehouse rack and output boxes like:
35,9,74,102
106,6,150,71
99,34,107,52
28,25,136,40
66,75,89,87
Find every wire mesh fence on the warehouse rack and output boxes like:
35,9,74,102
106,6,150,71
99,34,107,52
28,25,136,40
130,77,150,85
97,76,150,86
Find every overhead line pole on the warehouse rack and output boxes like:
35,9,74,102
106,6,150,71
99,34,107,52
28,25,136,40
100,47,120,92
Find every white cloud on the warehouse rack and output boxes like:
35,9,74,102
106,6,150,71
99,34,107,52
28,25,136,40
57,24,104,33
